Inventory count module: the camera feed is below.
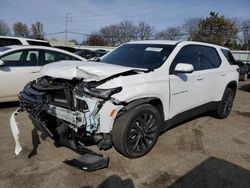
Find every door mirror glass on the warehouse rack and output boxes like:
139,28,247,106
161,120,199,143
0,59,4,66
174,63,194,73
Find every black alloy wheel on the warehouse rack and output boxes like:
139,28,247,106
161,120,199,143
112,104,161,158
214,87,235,119
126,112,159,155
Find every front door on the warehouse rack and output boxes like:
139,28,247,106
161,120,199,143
168,45,222,118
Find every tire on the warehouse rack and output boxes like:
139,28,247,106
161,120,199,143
240,73,248,81
112,104,161,158
213,88,235,119
243,73,248,81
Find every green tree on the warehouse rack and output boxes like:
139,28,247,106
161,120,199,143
193,12,238,46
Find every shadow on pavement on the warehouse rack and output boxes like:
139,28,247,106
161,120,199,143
81,175,134,188
168,157,250,188
239,83,250,92
97,175,134,188
0,101,19,109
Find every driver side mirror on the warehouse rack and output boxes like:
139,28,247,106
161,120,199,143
174,63,194,73
0,60,4,66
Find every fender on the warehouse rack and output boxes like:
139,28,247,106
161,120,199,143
226,80,237,93
116,97,163,117
221,80,238,100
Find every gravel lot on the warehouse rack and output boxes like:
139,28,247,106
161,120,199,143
0,80,250,188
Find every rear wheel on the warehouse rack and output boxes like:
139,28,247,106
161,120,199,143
112,104,161,158
213,88,235,119
243,73,248,81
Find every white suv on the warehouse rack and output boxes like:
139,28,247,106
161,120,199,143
0,36,50,47
13,40,239,158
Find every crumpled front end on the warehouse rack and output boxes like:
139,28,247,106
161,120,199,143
16,76,123,154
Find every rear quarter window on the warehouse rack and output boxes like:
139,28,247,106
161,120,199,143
221,49,237,65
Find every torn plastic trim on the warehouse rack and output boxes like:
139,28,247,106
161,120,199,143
10,108,22,155
75,95,103,133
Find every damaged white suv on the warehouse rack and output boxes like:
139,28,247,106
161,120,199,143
14,40,238,159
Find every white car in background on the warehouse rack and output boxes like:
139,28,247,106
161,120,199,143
0,36,51,47
0,45,86,102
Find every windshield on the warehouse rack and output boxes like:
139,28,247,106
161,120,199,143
100,43,175,69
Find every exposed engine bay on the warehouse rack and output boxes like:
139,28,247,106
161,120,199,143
18,76,124,154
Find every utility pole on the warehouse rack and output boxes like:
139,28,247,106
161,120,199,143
65,13,72,45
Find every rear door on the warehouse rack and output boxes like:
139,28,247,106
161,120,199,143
0,49,41,100
197,46,222,103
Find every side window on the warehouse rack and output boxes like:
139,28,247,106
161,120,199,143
1,50,40,66
198,46,221,70
1,51,23,66
221,49,237,65
44,50,74,65
171,45,199,71
25,50,39,66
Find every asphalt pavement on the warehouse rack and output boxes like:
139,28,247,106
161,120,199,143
0,80,250,188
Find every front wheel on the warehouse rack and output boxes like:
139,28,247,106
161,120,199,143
112,104,161,158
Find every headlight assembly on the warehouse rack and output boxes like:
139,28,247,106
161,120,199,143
83,86,122,99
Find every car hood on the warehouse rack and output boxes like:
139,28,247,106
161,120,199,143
41,60,145,82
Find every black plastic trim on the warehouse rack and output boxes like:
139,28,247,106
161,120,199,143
161,101,220,132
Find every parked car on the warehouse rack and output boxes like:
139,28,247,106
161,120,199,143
0,45,86,102
53,46,79,53
0,36,51,47
236,60,249,81
94,49,108,57
75,49,97,59
12,41,239,160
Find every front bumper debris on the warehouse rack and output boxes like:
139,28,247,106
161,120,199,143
64,153,109,171
9,76,122,171
9,108,110,171
10,108,22,155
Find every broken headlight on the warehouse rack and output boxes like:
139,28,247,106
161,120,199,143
83,87,122,99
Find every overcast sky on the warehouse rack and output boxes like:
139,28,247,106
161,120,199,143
1,0,250,42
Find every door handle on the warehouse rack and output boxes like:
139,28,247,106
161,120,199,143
196,76,204,81
30,71,39,73
221,73,226,76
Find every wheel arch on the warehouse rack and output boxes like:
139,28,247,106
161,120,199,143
116,97,164,123
225,80,237,95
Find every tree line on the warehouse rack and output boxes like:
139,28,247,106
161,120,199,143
0,21,44,40
85,12,250,50
0,11,250,50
